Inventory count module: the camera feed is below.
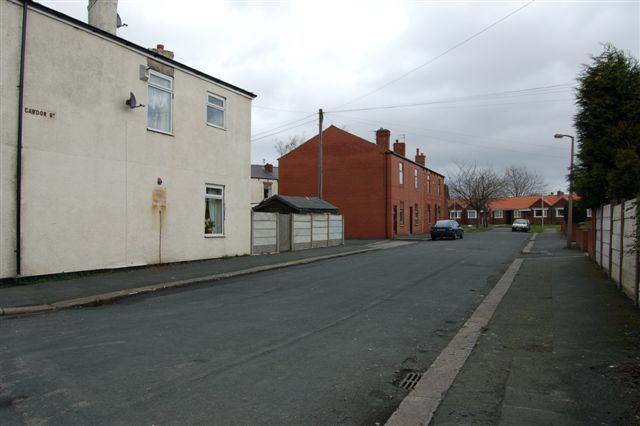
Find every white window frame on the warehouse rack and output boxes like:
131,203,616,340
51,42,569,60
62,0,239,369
449,210,462,219
533,208,548,218
427,175,431,193
147,70,173,134
206,93,225,129
586,208,592,218
467,210,477,219
514,210,522,218
399,162,404,185
555,207,564,217
414,169,419,190
494,210,504,219
204,184,225,237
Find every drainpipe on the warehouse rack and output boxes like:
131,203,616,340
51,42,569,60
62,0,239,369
16,0,29,276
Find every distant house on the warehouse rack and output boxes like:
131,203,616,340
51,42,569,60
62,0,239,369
449,193,578,226
278,126,447,239
251,163,278,206
1,0,256,278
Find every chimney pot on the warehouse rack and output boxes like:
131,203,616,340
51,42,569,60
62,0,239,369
415,149,426,166
157,44,164,50
264,163,273,173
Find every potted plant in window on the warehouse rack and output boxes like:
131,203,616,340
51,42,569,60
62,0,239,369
205,218,214,234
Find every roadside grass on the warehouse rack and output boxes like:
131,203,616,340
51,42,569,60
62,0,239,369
530,224,560,233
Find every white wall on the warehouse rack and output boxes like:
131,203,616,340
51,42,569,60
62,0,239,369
0,1,254,278
251,178,278,205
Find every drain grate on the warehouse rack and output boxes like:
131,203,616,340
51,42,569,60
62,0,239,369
399,372,423,390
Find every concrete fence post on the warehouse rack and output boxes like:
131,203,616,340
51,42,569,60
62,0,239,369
609,203,614,278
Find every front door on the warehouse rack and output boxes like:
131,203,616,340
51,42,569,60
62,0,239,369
393,206,398,235
409,206,413,234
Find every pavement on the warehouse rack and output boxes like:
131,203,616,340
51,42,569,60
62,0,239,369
389,230,640,425
2,230,638,425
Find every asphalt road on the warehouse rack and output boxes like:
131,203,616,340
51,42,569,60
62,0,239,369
0,229,530,425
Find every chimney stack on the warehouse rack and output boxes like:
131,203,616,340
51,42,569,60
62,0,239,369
415,148,426,166
264,163,273,174
88,0,118,35
375,128,390,151
151,44,175,60
393,139,406,157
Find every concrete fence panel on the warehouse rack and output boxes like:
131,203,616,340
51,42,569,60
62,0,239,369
252,212,277,254
594,198,638,306
292,214,312,251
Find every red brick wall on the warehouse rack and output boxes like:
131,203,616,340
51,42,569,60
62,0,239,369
279,127,387,239
280,126,447,239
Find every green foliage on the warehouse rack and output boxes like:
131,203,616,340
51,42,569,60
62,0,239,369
573,44,640,207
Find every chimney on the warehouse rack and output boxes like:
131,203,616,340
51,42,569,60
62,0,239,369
264,163,273,174
393,139,406,157
151,44,175,60
375,128,390,150
556,190,564,196
415,148,426,166
88,0,118,35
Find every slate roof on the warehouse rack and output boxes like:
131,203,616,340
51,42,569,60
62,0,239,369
251,165,279,180
253,195,339,214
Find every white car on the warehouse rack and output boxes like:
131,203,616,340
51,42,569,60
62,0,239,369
512,219,530,232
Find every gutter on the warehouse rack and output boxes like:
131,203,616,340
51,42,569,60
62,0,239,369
16,0,28,276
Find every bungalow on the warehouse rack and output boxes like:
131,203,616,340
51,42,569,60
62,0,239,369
449,193,578,226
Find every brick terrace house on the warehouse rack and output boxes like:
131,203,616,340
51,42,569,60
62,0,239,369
449,194,576,226
278,126,447,239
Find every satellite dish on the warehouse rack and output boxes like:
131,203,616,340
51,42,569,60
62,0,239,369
125,92,144,109
117,14,128,28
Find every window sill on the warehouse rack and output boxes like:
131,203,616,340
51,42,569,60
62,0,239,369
206,123,226,131
204,234,225,238
147,128,174,136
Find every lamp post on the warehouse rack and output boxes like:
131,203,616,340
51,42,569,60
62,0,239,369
554,133,575,249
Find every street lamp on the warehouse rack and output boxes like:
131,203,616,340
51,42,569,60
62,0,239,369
554,133,575,249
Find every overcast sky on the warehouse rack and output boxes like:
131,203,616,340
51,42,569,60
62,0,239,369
42,0,639,193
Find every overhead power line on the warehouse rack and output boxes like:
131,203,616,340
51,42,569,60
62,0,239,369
329,83,575,113
334,0,537,109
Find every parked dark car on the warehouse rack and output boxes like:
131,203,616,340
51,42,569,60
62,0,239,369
512,218,531,232
431,220,464,240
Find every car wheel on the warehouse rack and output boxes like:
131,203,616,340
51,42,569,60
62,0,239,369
459,232,463,239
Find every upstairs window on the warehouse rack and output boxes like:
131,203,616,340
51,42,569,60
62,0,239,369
399,162,404,185
147,71,173,133
263,182,272,199
207,93,225,128
414,169,419,190
427,175,431,192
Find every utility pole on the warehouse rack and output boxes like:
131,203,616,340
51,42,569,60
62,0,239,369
318,108,324,199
